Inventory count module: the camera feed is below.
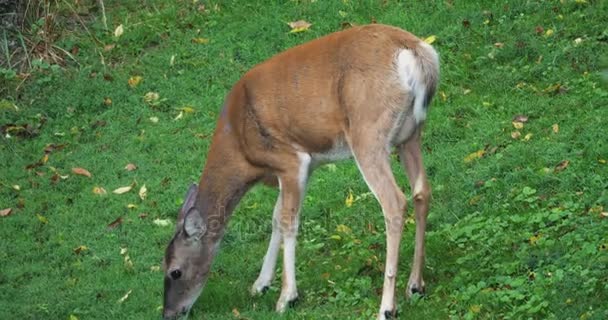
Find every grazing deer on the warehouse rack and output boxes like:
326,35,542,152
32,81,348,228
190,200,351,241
162,24,439,320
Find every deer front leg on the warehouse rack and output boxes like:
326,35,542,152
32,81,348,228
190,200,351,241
275,152,310,313
251,194,282,295
398,134,431,297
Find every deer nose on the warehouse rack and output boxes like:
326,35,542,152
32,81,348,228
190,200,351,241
162,307,188,320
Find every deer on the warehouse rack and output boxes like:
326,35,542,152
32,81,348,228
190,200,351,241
162,24,439,320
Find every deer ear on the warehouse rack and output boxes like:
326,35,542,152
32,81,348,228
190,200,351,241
178,184,198,222
183,208,206,240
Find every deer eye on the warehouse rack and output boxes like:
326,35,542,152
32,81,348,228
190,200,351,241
170,269,182,280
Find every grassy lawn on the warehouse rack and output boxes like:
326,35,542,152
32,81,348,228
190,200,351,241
1,0,607,319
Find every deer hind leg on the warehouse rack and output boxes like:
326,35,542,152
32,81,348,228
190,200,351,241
251,192,282,295
398,132,431,297
350,142,407,320
275,152,310,312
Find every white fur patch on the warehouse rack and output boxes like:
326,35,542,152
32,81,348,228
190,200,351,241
310,138,351,166
397,49,427,124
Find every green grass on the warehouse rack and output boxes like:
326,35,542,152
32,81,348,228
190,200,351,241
1,0,607,319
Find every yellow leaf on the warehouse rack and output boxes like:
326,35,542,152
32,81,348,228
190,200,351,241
482,101,492,107
174,111,184,120
424,35,437,44
128,76,143,88
69,315,79,320
330,235,342,240
288,20,312,33
73,245,88,254
93,186,107,195
150,265,161,272
139,185,147,200
512,121,524,129
117,289,132,303
191,37,209,44
149,116,159,123
72,167,92,178
345,190,354,207
439,91,447,102
127,204,137,209
336,224,352,234
552,123,559,133
37,214,48,224
599,159,606,164
511,131,521,139
469,304,481,313
180,106,196,113
545,29,554,37
529,233,542,245
464,149,485,163
12,184,20,191
113,185,133,194
114,24,124,38
524,133,533,141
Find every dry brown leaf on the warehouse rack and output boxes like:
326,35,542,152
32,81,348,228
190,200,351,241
107,216,123,230
232,308,241,318
93,186,107,195
1,208,13,217
113,185,133,194
511,131,521,139
125,163,137,171
464,149,485,163
72,167,92,178
288,20,312,33
128,76,143,88
554,160,570,173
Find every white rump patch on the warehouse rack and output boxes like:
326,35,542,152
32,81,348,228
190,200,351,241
397,49,427,124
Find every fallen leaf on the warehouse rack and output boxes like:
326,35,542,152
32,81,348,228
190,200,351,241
439,91,447,102
153,218,172,227
232,308,241,318
180,106,196,113
12,185,20,191
494,42,504,48
104,44,116,51
124,254,133,269
288,20,312,33
103,97,112,106
554,160,570,173
599,159,607,164
128,76,143,88
345,191,354,207
113,185,133,194
125,163,137,171
107,216,123,230
470,305,481,313
117,289,132,303
139,185,147,200
93,186,107,195
336,224,352,234
69,314,79,320
114,24,124,38
174,111,184,120
139,213,148,219
512,121,524,129
150,265,161,272
552,123,559,133
512,114,528,123
511,131,521,139
127,204,138,209
191,37,209,44
524,133,533,141
149,117,159,123
529,233,542,245
120,247,128,255
37,213,48,224
73,245,88,254
545,29,554,37
72,167,92,178
424,35,437,44
600,212,608,218
0,208,13,217
143,92,160,105
464,149,485,163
